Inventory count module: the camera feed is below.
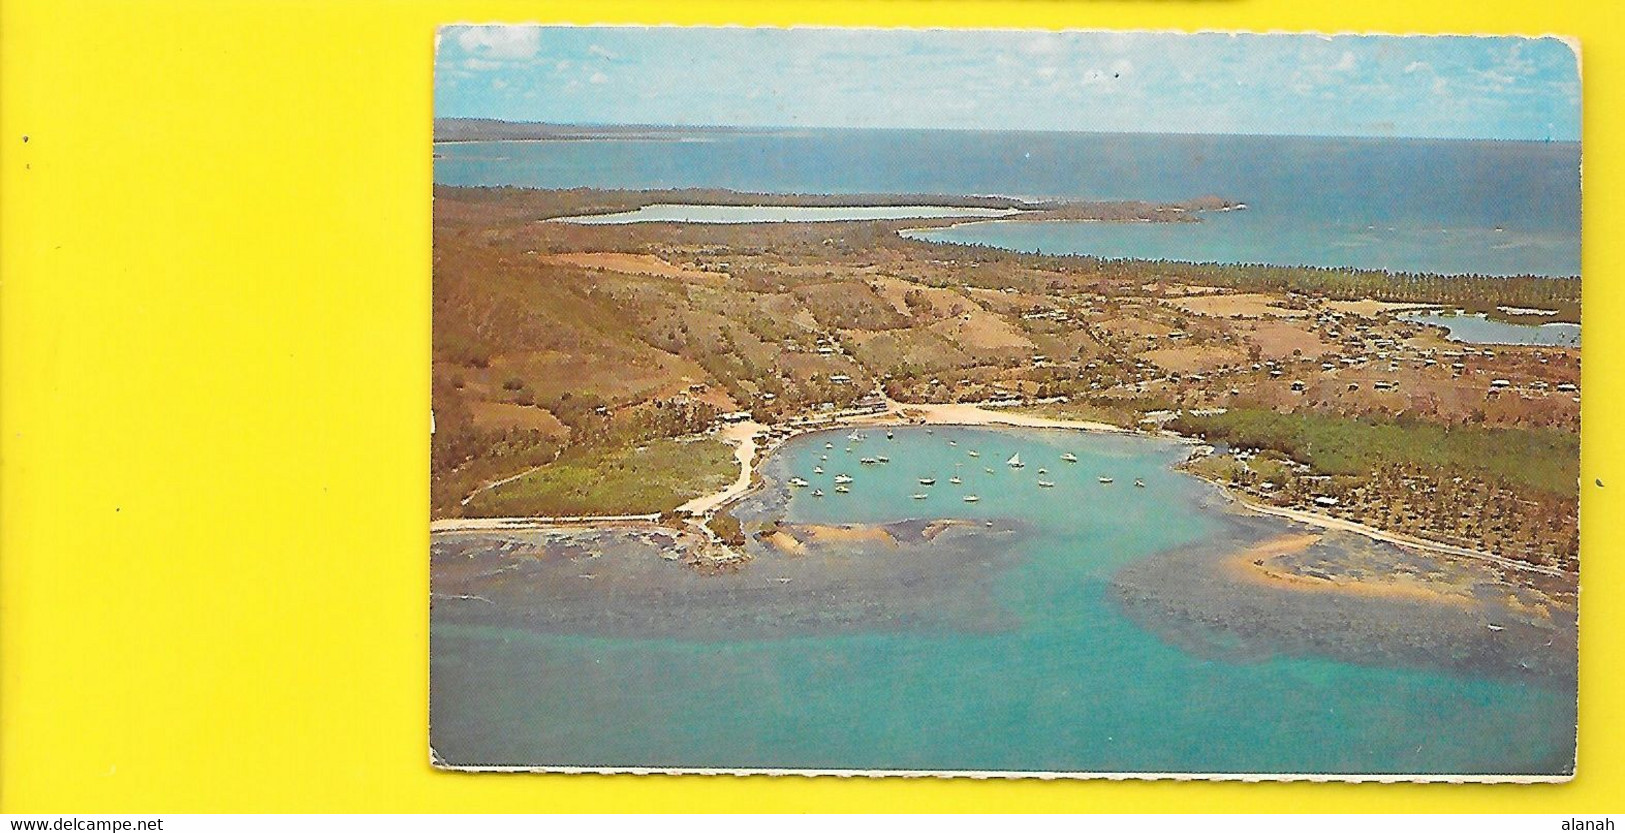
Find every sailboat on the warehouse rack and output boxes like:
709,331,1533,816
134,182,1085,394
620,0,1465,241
813,466,824,475
835,485,851,494
813,489,825,498
834,474,853,484
1061,452,1078,463
1134,478,1146,488
1007,453,1025,469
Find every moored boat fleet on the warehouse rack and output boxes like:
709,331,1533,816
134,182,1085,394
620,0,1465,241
787,430,1147,502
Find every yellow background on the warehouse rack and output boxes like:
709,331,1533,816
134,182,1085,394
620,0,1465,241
2,0,1620,813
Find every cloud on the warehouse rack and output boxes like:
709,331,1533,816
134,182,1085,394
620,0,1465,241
589,71,609,85
454,26,541,61
1332,50,1357,71
588,44,618,60
1404,61,1432,74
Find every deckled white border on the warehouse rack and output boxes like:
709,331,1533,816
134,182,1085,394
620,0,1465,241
430,23,1583,784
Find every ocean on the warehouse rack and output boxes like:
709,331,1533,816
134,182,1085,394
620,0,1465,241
434,129,1581,277
431,428,1576,774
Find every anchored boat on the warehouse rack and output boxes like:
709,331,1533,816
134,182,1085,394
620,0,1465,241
1007,453,1025,469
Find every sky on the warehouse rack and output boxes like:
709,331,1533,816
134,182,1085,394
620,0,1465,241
435,27,1581,141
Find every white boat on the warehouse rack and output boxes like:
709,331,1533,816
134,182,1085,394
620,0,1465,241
1487,624,1505,632
848,431,866,442
1007,453,1025,468
968,450,980,458
834,474,854,484
1061,453,1078,463
1038,480,1056,488
876,455,889,463
789,477,810,487
949,476,962,485
1038,467,1048,474
984,467,994,474
812,489,825,498
919,478,936,485
845,446,853,453
886,431,895,440
912,493,929,500
1134,479,1146,488
825,442,834,449
1098,476,1114,484
820,455,828,461
949,440,958,446
813,466,824,474
963,495,980,502
835,485,851,494
861,457,879,465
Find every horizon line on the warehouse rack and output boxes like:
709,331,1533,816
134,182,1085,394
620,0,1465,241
432,116,1580,145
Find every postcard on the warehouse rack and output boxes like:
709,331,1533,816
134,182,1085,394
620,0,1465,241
429,26,1580,779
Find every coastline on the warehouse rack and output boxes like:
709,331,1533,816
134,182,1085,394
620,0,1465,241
433,395,1561,593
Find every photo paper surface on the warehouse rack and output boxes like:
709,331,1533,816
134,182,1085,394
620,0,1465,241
430,27,1580,779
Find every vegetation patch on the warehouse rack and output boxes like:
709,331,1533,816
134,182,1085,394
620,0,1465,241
464,437,736,517
1171,408,1578,498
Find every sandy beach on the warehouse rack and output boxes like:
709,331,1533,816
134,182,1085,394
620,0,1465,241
1225,532,1477,608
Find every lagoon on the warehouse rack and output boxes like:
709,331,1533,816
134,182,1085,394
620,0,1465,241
430,426,1576,775
1400,311,1581,347
553,203,1022,224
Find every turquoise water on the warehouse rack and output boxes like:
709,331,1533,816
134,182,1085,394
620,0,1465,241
431,427,1576,774
435,130,1580,277
555,204,1020,224
1400,312,1581,347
